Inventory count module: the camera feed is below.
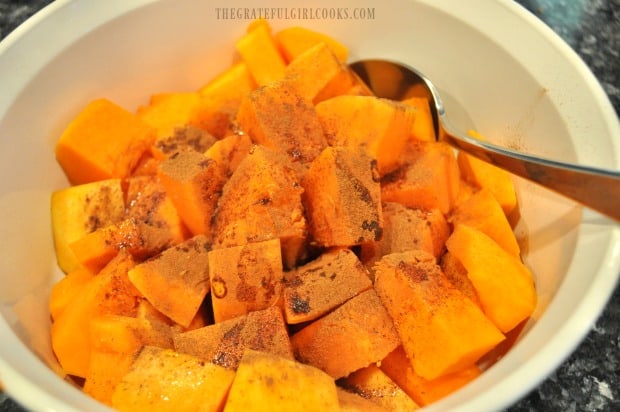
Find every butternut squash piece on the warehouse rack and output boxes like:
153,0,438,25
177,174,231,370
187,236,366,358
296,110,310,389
337,388,389,412
402,96,435,142
174,306,294,370
51,251,140,377
235,23,286,86
150,124,217,160
291,289,400,379
283,248,372,324
445,224,537,333
381,141,460,214
440,252,481,307
284,42,355,103
224,349,340,412
204,133,252,177
450,188,520,256
69,218,175,273
380,346,481,407
302,146,383,247
457,131,518,216
83,315,173,405
316,95,416,176
125,175,189,245
127,235,211,327
49,267,94,321
340,364,420,410
51,178,125,273
112,346,235,412
136,92,202,141
212,145,307,269
373,250,505,380
275,26,348,63
360,203,449,268
209,238,284,323
158,150,227,237
55,98,154,185
236,80,328,168
195,62,257,138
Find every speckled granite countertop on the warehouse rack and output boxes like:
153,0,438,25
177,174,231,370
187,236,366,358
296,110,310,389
0,1,618,411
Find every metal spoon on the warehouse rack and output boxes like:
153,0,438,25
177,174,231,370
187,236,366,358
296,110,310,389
350,59,620,221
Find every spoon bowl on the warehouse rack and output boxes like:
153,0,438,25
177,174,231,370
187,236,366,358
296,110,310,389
350,59,620,221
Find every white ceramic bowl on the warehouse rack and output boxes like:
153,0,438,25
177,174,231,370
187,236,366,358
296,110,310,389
1,1,618,411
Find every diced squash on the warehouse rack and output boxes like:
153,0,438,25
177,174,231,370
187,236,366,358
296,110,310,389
83,315,173,405
51,178,125,273
157,150,227,237
125,175,189,245
174,306,294,370
150,124,217,160
283,248,372,324
316,95,415,175
457,131,518,216
440,252,481,307
302,146,383,247
275,26,348,63
360,203,449,267
55,98,154,185
212,145,307,269
236,80,328,168
111,346,235,412
401,96,435,142
291,289,400,379
136,92,202,141
373,250,505,380
204,133,253,177
51,251,141,377
69,218,175,273
235,23,286,86
449,188,520,256
223,349,340,412
49,267,94,321
209,238,284,323
340,364,420,410
381,141,460,214
380,346,481,407
445,224,537,333
127,235,211,327
195,62,257,138
245,18,271,33
284,42,355,103
337,388,389,412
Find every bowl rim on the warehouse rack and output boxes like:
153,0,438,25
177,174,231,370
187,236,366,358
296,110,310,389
0,1,619,411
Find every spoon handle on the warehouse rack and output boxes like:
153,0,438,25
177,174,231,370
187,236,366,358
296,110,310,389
441,126,620,221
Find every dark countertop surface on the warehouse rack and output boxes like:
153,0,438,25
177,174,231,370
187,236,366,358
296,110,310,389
1,0,618,411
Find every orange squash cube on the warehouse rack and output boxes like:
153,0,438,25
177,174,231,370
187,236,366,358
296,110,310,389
380,346,481,407
316,95,416,175
157,150,227,237
236,80,328,168
291,289,400,379
284,42,355,103
55,98,154,185
208,238,284,323
127,235,211,327
381,141,460,214
302,146,383,247
283,248,372,324
373,250,505,380
445,224,537,333
236,23,286,86
174,306,294,370
274,26,348,63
